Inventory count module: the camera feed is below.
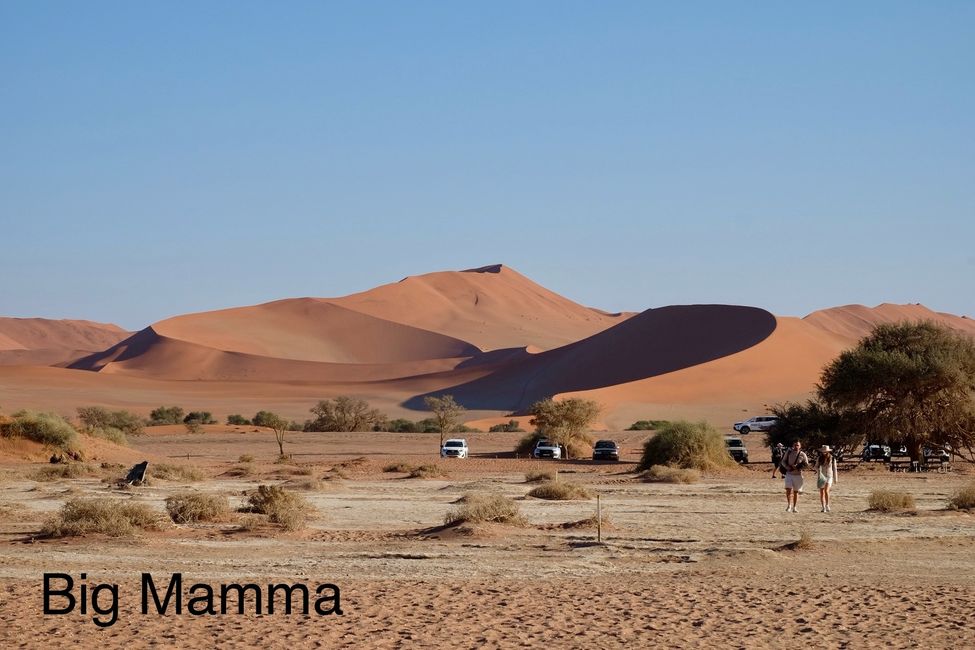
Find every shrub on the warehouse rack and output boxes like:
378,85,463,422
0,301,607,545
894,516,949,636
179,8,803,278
245,485,312,530
948,481,975,510
868,490,916,512
445,493,527,526
184,411,216,425
525,469,556,483
224,464,254,478
238,454,254,463
152,463,205,482
383,462,416,473
627,420,671,431
795,529,815,550
149,406,184,426
527,481,593,500
637,420,736,471
408,464,448,479
165,492,231,523
489,419,525,433
1,411,78,449
562,513,613,530
42,499,163,537
91,426,128,446
76,407,144,437
227,414,251,426
31,463,98,481
641,465,701,484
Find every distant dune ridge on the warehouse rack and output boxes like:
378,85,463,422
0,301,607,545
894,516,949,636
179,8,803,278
0,317,130,367
3,265,974,426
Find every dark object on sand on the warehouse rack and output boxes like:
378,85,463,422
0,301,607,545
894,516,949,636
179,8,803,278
124,461,149,485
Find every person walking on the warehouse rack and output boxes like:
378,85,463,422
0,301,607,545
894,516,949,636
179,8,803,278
816,445,838,512
779,440,809,512
771,443,785,478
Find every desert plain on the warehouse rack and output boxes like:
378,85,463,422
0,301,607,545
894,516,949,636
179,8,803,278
1,265,974,648
0,427,973,649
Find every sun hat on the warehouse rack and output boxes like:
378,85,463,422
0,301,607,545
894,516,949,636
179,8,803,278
820,445,832,452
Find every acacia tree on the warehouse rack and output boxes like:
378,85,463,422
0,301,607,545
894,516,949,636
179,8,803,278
423,394,465,447
308,396,384,432
525,397,601,459
817,321,975,462
258,412,290,457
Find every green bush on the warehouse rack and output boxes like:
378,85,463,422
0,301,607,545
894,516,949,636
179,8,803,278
91,426,128,446
165,492,231,523
227,414,251,425
637,420,736,471
489,419,525,433
42,499,163,537
76,407,144,437
148,406,184,426
183,411,216,425
1,411,78,449
527,481,593,500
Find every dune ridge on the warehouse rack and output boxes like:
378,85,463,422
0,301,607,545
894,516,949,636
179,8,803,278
0,317,130,367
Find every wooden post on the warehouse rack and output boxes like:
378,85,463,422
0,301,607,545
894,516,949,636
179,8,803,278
597,494,602,543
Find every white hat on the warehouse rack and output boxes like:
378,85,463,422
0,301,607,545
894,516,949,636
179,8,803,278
820,445,832,452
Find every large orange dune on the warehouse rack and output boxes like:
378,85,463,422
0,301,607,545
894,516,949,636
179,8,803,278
2,266,973,427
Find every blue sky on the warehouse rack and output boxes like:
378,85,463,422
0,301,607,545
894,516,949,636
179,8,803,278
2,1,973,330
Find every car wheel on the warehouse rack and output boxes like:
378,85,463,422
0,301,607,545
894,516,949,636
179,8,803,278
739,426,750,435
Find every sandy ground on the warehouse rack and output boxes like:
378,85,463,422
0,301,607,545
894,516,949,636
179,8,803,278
1,429,974,648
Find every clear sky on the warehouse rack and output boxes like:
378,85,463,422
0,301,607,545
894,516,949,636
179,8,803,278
2,1,973,330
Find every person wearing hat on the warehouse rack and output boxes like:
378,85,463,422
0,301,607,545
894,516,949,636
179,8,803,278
816,445,838,512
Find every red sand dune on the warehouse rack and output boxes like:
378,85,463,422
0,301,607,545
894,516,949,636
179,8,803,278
3,267,974,428
0,317,129,367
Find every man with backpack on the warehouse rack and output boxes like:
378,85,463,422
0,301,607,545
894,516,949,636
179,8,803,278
779,440,809,512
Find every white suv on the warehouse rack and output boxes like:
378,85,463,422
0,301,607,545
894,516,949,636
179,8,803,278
733,416,778,435
440,439,469,458
532,439,562,460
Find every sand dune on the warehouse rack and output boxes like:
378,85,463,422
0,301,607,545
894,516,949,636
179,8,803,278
0,317,129,366
3,266,973,427
406,305,777,411
803,303,975,341
331,264,632,351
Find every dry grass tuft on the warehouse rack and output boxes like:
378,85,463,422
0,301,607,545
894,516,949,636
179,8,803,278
152,464,205,482
224,464,254,478
527,481,593,500
284,479,325,491
238,454,255,463
408,464,448,479
383,462,416,473
42,499,164,537
165,492,232,523
31,464,99,481
244,485,313,530
561,513,614,530
948,481,975,510
525,469,556,483
795,528,815,549
445,493,527,526
640,465,701,484
868,490,916,512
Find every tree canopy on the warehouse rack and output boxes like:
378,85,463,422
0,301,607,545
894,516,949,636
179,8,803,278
774,321,975,462
521,397,600,459
423,394,466,446
308,396,384,432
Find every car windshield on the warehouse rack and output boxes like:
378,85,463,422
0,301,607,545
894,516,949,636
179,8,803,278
595,441,616,449
725,440,743,447
444,441,464,447
536,440,553,447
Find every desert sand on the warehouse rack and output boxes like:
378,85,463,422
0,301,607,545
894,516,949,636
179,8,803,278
1,428,973,648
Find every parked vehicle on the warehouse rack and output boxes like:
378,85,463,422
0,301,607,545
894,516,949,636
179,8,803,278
532,439,562,460
440,439,469,459
733,416,778,435
861,444,891,463
592,440,620,462
725,437,749,464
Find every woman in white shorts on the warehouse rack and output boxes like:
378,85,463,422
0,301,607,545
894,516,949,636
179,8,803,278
816,445,838,512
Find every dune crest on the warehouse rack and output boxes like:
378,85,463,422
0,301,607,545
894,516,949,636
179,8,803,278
0,317,130,367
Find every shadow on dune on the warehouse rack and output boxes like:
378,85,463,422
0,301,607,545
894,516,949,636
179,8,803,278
404,305,777,412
